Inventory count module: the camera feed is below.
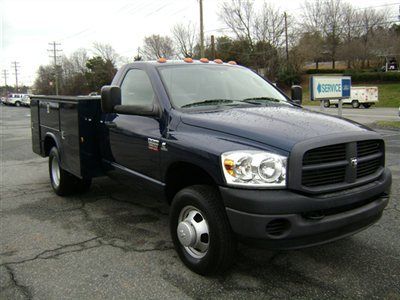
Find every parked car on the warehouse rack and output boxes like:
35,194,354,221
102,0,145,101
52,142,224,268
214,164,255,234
30,59,391,275
324,86,378,108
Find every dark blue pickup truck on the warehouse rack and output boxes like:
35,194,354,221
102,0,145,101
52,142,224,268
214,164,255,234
31,60,391,275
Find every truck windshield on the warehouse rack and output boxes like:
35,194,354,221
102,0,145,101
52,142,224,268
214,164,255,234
158,64,289,109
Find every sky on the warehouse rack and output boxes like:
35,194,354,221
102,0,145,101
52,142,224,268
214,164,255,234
1,0,399,86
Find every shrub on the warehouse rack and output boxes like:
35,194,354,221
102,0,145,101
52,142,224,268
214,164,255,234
277,66,302,87
306,69,400,82
305,69,345,74
343,71,400,83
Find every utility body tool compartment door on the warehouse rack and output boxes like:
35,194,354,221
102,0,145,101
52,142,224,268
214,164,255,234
30,99,41,155
39,101,60,130
59,101,80,177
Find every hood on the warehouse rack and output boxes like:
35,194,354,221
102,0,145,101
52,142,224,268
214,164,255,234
180,105,371,151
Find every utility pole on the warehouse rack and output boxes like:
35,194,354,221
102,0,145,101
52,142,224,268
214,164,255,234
284,12,289,62
2,70,8,86
2,70,9,95
199,0,205,58
48,41,62,95
134,47,142,61
211,35,215,60
11,62,20,92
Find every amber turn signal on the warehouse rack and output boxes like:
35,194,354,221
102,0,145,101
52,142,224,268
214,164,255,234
224,159,235,176
214,59,223,64
184,57,193,63
200,58,209,63
157,57,167,63
227,61,237,65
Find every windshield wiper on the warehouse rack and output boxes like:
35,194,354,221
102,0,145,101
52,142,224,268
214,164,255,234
181,99,248,108
241,96,283,103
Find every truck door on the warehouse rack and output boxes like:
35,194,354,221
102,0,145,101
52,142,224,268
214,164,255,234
105,68,162,182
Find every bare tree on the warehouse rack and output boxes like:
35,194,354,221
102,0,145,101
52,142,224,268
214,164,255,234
218,0,255,49
302,0,325,32
254,3,285,48
302,0,346,68
172,22,197,58
93,42,119,64
69,49,89,73
358,8,390,68
323,0,346,69
340,5,362,68
143,35,175,59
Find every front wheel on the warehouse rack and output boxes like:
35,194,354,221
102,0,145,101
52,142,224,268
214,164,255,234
49,147,91,196
15,101,21,107
170,185,236,275
323,100,330,108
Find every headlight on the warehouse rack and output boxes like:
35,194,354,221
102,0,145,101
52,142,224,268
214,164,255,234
221,151,287,188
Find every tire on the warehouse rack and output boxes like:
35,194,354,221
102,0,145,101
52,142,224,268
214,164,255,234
352,100,360,108
170,185,236,275
334,104,339,108
363,104,371,109
49,147,91,196
15,101,21,107
323,100,330,108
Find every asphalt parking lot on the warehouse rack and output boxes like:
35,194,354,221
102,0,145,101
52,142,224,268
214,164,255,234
1,105,399,299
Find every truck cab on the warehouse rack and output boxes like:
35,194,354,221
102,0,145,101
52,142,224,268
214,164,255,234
31,60,391,275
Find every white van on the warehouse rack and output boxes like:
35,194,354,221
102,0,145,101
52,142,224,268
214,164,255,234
324,87,379,109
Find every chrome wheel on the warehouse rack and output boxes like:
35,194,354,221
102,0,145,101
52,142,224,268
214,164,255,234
51,156,60,187
177,206,210,259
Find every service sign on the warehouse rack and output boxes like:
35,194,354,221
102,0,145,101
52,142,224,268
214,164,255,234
310,76,351,101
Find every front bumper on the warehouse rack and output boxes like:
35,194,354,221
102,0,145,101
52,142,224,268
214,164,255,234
219,168,391,249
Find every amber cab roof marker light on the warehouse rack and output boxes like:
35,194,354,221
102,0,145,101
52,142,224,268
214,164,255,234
214,59,223,64
183,57,193,63
200,58,209,63
157,57,167,63
227,61,237,65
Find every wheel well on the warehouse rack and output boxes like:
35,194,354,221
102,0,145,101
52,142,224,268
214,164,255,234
44,136,57,156
165,162,216,204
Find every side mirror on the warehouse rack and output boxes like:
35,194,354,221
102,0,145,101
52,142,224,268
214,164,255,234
101,85,121,113
114,104,160,117
291,85,302,105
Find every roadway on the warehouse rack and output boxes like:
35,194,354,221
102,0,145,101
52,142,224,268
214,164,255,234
305,106,399,124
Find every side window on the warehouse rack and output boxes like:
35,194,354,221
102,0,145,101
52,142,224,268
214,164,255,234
121,69,155,106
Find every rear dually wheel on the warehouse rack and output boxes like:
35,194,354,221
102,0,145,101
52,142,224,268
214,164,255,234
49,147,91,196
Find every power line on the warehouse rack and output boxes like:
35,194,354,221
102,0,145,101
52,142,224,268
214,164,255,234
353,2,400,11
48,41,62,95
11,62,20,92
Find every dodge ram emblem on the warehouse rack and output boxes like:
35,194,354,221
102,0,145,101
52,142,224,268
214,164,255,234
350,157,358,168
